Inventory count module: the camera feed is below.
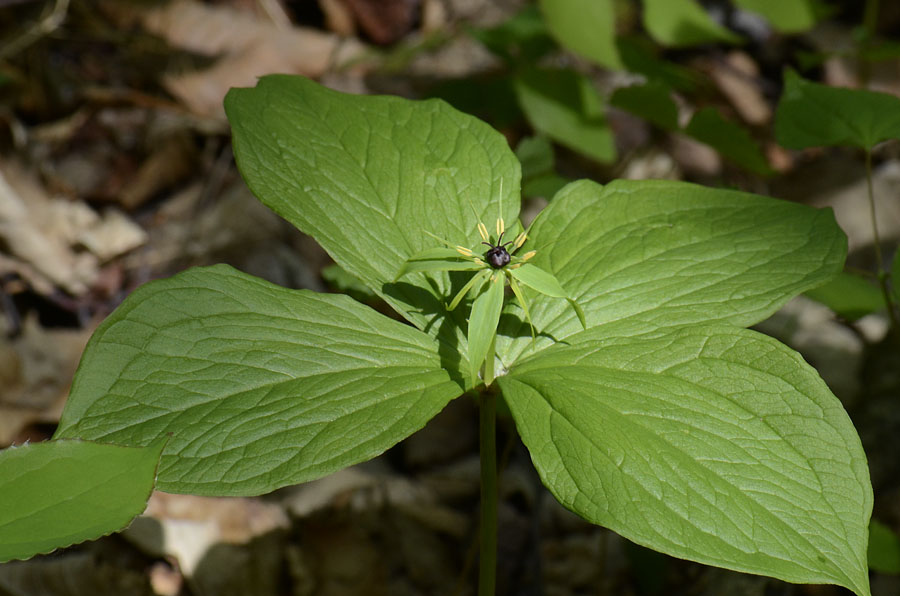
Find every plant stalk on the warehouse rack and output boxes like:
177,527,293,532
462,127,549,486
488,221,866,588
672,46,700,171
478,389,497,596
864,149,898,327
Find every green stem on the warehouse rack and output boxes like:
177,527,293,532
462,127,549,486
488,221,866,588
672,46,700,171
864,149,898,327
478,389,497,596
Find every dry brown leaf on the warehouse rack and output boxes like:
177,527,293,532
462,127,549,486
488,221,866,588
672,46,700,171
0,315,93,444
0,164,97,295
125,493,290,577
707,51,771,126
139,0,347,118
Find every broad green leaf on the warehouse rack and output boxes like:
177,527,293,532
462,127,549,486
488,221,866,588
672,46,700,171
804,271,886,321
684,107,773,175
610,81,679,131
513,68,616,164
0,438,164,562
225,75,521,365
642,0,741,47
496,179,846,365
499,325,871,596
733,0,826,33
538,0,622,69
467,273,505,385
869,519,900,574
55,265,464,496
775,68,900,150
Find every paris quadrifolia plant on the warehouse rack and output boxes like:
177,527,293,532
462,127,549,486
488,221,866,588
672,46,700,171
0,75,873,596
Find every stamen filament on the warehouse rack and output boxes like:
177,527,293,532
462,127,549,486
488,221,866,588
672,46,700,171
477,222,489,242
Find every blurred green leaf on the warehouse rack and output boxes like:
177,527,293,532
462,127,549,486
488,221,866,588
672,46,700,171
610,81,679,131
685,107,772,175
468,5,555,63
869,519,900,574
775,68,900,150
516,135,555,175
514,68,616,163
804,271,886,321
617,37,702,92
539,0,622,69
733,0,827,33
516,136,570,199
643,0,742,46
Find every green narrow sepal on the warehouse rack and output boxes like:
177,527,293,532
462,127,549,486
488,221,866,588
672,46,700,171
467,273,505,386
448,269,491,311
507,274,536,344
509,263,585,329
394,247,482,281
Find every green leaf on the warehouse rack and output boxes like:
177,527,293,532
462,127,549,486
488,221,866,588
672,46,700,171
54,265,464,496
225,75,521,363
468,6,555,63
733,0,826,33
804,271,886,321
775,68,900,150
513,67,616,164
616,37,702,93
496,179,846,365
509,263,568,297
516,135,555,179
467,273,505,385
448,268,491,311
642,0,742,47
610,81,679,131
869,519,900,574
499,325,872,596
516,136,570,199
684,107,773,175
0,438,165,562
538,0,622,69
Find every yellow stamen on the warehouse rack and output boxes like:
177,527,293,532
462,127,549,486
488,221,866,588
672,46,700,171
473,258,486,266
520,250,537,262
456,246,474,257
513,232,527,249
477,222,489,242
496,217,505,237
